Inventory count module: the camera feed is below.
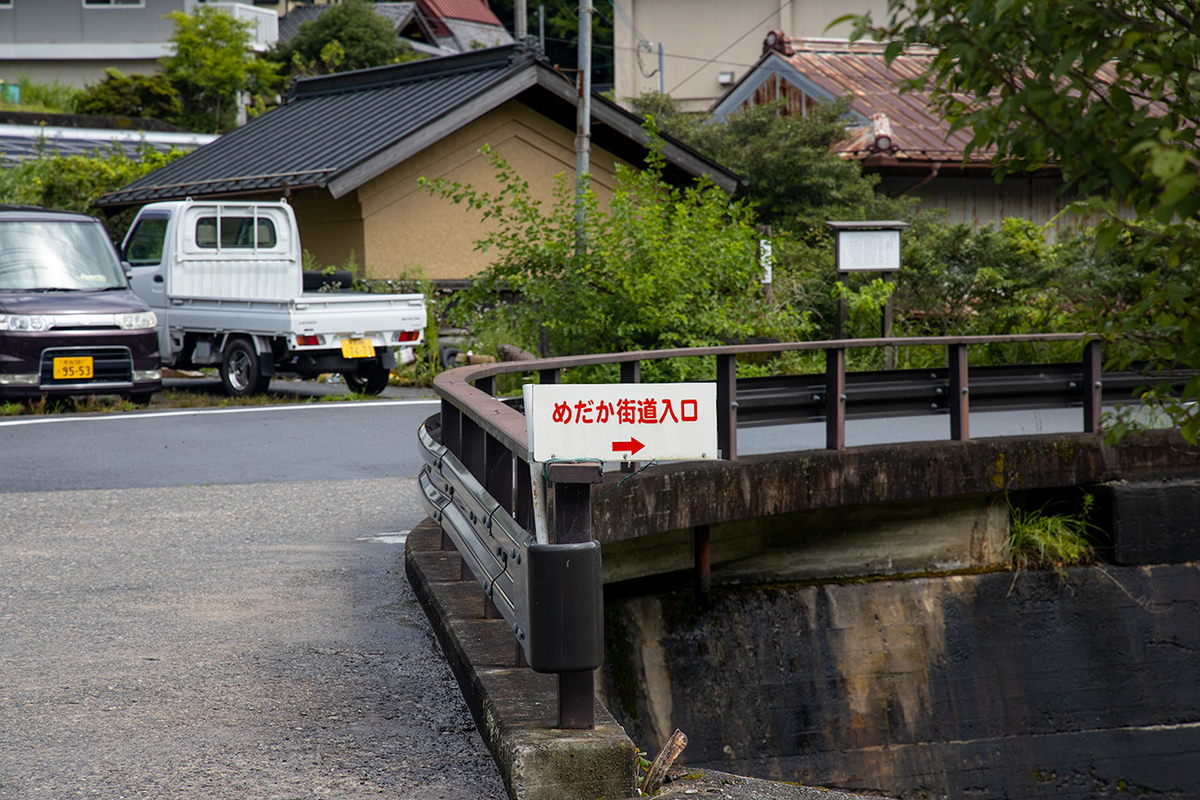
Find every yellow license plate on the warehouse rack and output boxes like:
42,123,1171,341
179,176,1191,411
53,356,94,380
341,338,375,358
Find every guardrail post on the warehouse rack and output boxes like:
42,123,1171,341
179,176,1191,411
460,417,486,580
825,348,845,450
515,455,534,532
440,400,463,552
949,343,969,441
441,400,462,458
621,360,642,472
1083,339,1103,434
546,461,604,730
540,368,560,385
716,354,737,461
484,435,515,620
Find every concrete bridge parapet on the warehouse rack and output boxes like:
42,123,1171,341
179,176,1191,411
593,431,1200,587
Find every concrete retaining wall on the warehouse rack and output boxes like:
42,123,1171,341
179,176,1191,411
600,563,1200,798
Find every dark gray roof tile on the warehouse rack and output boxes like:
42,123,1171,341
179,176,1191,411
98,45,743,208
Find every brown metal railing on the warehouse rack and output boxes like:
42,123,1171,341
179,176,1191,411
421,333,1117,731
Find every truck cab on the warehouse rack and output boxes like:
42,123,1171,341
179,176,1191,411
121,199,426,397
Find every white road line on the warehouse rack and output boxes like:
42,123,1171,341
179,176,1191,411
357,531,410,545
0,399,441,428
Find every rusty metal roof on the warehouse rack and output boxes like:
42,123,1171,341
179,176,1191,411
713,39,993,167
790,40,986,164
419,0,504,25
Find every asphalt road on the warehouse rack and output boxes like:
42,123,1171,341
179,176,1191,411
0,389,508,799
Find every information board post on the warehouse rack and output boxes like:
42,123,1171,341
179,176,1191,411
546,460,603,730
828,221,908,368
523,382,719,729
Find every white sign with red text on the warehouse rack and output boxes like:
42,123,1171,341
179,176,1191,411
524,382,718,463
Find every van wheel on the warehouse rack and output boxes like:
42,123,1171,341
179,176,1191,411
345,359,390,395
220,338,270,397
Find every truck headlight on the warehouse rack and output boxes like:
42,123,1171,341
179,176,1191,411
118,311,158,330
0,314,52,332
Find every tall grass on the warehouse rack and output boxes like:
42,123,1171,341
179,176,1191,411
1008,493,1097,572
1,77,80,113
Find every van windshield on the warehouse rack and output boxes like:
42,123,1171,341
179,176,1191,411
0,220,126,291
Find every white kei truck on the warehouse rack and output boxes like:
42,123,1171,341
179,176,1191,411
120,199,426,397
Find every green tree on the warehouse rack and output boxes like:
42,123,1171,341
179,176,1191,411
270,0,408,79
420,126,807,379
628,93,913,235
162,6,281,133
0,147,188,242
490,0,615,86
76,69,183,122
854,0,1200,440
627,93,917,341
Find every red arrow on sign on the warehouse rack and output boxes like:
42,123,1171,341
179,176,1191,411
612,437,645,456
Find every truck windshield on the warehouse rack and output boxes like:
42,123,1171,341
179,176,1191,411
0,220,126,291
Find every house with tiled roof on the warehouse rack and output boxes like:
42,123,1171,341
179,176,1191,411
277,0,511,59
711,36,1073,233
97,45,741,282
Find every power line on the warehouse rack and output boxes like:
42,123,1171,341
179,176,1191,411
666,0,794,94
542,35,757,68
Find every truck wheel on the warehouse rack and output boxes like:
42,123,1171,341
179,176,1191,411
345,359,390,396
220,338,270,397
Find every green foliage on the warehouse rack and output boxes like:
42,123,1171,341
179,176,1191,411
627,93,918,342
270,0,406,79
162,6,282,133
1076,224,1200,442
1,77,79,113
0,147,188,241
1008,494,1097,573
420,125,807,381
76,69,183,121
489,0,615,85
856,0,1200,439
630,94,915,237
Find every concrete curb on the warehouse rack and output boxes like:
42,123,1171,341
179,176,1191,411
406,518,638,800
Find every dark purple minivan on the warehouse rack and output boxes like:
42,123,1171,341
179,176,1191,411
0,206,161,403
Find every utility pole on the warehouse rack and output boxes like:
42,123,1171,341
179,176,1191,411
514,0,527,43
575,0,592,259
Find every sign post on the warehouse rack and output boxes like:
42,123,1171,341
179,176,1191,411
522,381,718,729
828,220,909,368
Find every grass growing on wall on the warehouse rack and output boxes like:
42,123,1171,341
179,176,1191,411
1008,493,1097,572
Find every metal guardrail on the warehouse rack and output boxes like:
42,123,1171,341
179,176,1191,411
418,333,1188,730
418,422,530,642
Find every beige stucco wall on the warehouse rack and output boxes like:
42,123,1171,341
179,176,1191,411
288,189,366,272
354,99,631,281
612,0,888,112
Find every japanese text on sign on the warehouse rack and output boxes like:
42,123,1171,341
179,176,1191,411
550,397,700,425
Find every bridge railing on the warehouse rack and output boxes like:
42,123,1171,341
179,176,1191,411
417,332,1142,730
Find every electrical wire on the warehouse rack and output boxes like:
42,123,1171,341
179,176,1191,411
666,0,794,93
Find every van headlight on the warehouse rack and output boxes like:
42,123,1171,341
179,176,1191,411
118,311,158,330
0,314,52,332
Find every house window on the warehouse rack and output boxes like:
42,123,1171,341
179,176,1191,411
83,0,145,7
195,216,278,249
